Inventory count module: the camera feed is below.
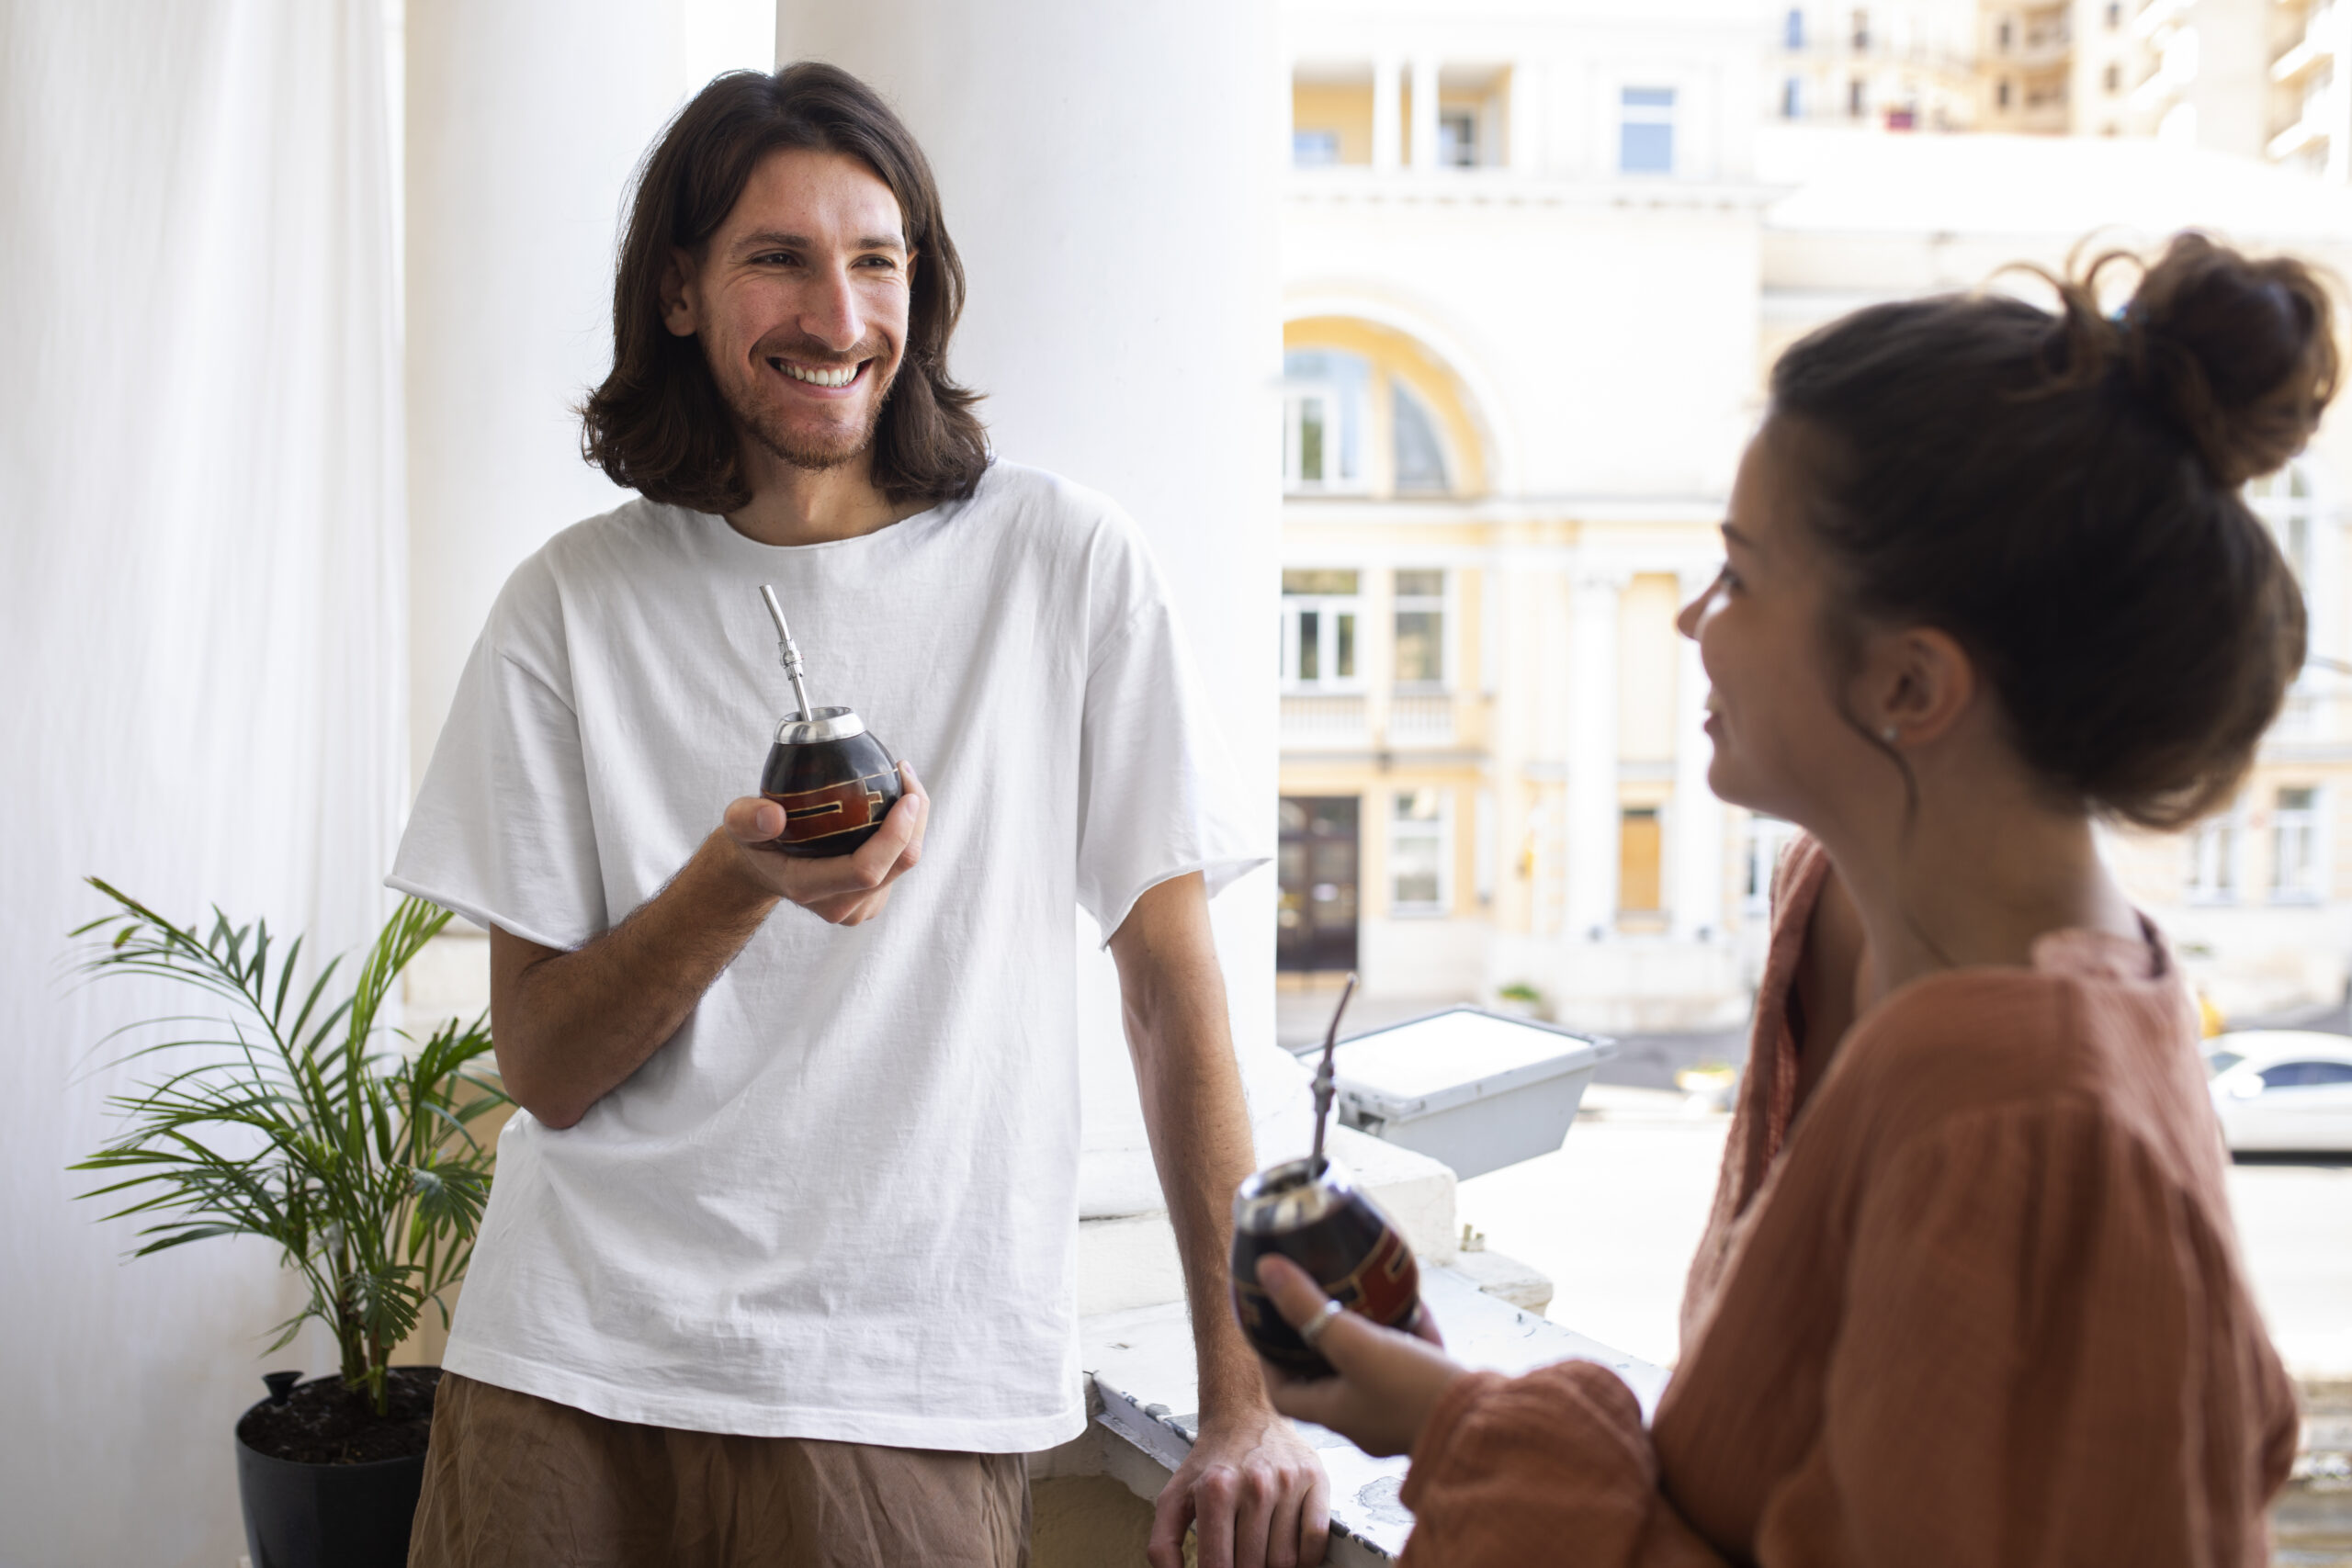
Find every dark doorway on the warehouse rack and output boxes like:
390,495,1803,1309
1278,796,1360,973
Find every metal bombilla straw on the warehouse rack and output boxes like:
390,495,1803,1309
1309,971,1359,1166
760,584,814,723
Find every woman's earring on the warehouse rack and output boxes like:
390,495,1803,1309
1881,725,1900,744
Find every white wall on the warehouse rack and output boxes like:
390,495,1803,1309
1283,201,1762,501
0,5,406,1562
405,0,775,789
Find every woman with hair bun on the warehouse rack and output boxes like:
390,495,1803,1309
1250,232,2339,1565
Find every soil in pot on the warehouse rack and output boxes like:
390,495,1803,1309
236,1368,441,1568
237,1366,439,1463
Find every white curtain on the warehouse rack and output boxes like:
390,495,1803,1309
0,3,403,1562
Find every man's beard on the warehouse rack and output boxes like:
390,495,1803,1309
718,340,899,474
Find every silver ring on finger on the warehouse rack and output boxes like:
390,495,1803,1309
1297,1298,1346,1348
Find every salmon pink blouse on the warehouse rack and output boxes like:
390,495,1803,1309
1398,835,2296,1566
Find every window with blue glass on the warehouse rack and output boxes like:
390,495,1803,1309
1619,87,1676,175
1393,383,1451,494
1784,7,1804,50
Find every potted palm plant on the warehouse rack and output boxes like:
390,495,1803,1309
69,881,507,1568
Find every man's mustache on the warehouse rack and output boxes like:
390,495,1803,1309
758,335,890,369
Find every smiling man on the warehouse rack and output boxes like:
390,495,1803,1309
388,63,1325,1568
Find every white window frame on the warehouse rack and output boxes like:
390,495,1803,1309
2188,809,2242,905
2249,460,2331,734
1283,383,1360,494
1617,85,1677,175
1392,567,1450,693
1281,574,1365,694
1475,786,1497,905
1390,787,1453,917
2249,460,2317,587
2271,785,2325,905
1437,107,1479,167
1292,129,1340,166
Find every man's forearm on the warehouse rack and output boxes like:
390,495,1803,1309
1111,876,1273,1417
493,829,777,1128
1140,1020,1272,1417
491,775,930,1130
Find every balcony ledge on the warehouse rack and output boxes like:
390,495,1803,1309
1283,167,1786,215
1040,1263,1664,1564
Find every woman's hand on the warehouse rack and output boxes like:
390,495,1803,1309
1253,1255,1468,1459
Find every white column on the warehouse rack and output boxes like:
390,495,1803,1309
2310,487,2344,685
405,0,775,789
1566,570,1623,941
1409,54,1441,169
777,0,1307,1213
1507,58,1538,174
1279,51,1297,168
1373,51,1402,173
1672,567,1726,941
2331,13,2352,185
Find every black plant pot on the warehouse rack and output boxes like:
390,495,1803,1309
234,1378,432,1568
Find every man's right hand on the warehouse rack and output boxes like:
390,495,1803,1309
492,761,932,1127
719,760,929,927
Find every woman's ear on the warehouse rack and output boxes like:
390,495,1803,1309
1855,625,1977,749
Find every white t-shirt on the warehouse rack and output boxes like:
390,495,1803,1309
388,462,1264,1450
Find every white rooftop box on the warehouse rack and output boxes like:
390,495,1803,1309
1327,1007,1616,1181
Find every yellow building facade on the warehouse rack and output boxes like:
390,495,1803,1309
1272,312,1761,1031
1281,0,2352,1032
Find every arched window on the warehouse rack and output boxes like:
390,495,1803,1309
1283,327,1477,498
1393,381,1451,494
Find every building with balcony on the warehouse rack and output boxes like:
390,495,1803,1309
2267,0,2352,177
1971,0,2345,179
1978,0,2087,130
1278,1,1775,1032
1281,0,2352,1033
1767,3,1982,130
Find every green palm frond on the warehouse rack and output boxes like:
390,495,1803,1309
67,882,511,1416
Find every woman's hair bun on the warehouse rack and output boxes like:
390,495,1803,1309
2118,231,2339,487
1770,231,2330,829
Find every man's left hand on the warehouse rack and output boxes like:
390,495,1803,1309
1151,1407,1329,1568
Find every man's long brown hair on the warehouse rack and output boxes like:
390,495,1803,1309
582,64,989,513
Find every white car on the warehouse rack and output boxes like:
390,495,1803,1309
2204,1031,2352,1154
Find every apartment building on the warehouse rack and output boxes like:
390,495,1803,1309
1281,0,2352,1032
1767,2,1982,129
2268,0,2351,177
1967,0,2347,179
1280,0,1772,1031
